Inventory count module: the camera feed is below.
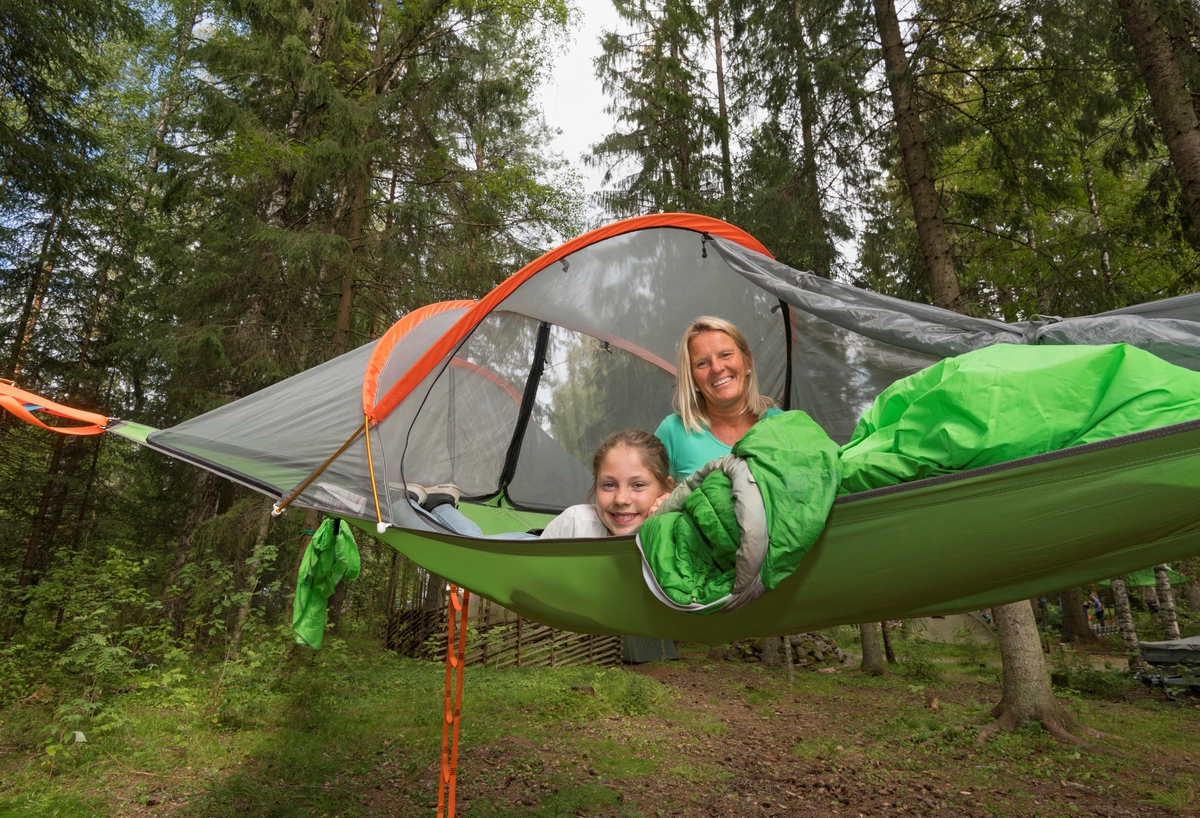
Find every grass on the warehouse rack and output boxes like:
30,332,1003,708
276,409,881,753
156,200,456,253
0,633,1197,817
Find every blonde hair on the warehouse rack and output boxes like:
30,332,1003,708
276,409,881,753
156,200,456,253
673,316,776,434
587,430,671,501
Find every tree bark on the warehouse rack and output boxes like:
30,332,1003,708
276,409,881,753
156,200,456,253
793,5,831,278
7,203,71,379
1116,0,1200,244
1059,588,1098,643
1154,564,1181,639
712,1,733,203
1181,580,1200,613
859,623,885,676
5,435,68,639
761,636,781,668
1110,576,1145,670
880,621,897,663
978,601,1097,745
872,0,960,310
1083,163,1115,297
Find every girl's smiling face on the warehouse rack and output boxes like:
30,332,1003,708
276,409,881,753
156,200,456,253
594,445,670,536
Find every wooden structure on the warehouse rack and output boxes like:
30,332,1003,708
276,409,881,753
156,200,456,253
384,589,622,668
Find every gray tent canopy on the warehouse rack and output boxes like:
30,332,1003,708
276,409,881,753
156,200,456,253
112,213,1200,530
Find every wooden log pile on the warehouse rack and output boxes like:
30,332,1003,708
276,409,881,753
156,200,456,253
383,602,622,669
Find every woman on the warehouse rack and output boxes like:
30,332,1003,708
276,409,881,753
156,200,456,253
655,316,782,480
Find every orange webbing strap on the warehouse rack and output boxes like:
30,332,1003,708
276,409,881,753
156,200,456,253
0,380,109,436
438,585,470,818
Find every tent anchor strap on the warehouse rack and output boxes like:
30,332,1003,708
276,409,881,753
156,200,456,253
438,585,470,818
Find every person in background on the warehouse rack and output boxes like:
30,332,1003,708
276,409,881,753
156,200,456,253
655,316,782,481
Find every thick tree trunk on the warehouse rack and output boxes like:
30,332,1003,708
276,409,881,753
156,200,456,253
978,601,1098,744
1182,580,1200,613
1153,564,1181,639
1116,0,1200,243
872,0,960,310
761,636,781,668
1110,576,1145,669
1060,588,1098,643
858,623,885,676
880,622,897,663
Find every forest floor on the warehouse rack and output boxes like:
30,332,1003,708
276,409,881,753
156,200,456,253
0,635,1197,818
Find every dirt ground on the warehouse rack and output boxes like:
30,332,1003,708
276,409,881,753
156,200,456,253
403,648,1200,818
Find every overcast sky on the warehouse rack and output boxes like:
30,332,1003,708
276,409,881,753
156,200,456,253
536,5,623,216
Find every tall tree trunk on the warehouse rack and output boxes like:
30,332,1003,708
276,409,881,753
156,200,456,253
7,203,71,379
1019,192,1052,315
1153,564,1181,639
1060,588,1098,643
265,15,327,228
859,623,885,676
144,0,203,181
793,6,830,278
1181,579,1200,612
712,1,733,203
162,473,222,638
1116,0,1200,243
978,602,1097,745
1110,576,1145,670
872,0,960,310
872,0,1079,742
880,621,897,664
1083,163,1115,296
228,503,274,654
5,435,68,639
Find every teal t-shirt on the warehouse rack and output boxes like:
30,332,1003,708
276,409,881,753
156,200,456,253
654,408,784,481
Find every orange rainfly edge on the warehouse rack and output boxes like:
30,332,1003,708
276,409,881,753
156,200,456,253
368,213,773,423
0,380,111,436
362,300,476,416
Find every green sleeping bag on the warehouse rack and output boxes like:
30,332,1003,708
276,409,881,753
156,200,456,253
638,343,1200,612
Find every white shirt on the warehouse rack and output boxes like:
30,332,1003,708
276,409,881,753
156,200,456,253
540,504,610,539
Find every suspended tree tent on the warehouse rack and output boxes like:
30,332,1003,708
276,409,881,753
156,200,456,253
9,214,1200,643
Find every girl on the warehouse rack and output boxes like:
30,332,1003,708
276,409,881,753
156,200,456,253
541,429,674,538
408,429,672,539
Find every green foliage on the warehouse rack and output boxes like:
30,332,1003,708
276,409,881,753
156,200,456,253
1050,645,1139,699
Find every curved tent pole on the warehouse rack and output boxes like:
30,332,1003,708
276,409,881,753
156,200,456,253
367,213,774,424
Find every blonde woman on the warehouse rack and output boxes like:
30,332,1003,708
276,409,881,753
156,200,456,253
654,316,781,481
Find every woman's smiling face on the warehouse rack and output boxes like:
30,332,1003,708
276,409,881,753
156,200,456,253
688,330,750,413
594,445,669,536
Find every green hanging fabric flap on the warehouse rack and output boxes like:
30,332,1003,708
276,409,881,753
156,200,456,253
292,517,361,649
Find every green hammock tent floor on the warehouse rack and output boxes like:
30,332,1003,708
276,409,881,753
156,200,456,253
359,418,1200,643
